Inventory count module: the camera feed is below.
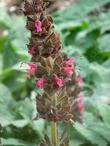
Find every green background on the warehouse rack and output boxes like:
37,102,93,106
0,0,110,145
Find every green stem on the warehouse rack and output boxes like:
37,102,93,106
51,121,58,146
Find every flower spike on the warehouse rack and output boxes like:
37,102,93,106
24,0,84,146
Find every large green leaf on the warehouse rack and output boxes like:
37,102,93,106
92,83,110,102
0,8,12,29
1,138,35,146
0,36,19,70
11,120,29,128
0,84,15,126
84,98,98,116
69,127,86,146
54,0,110,23
97,104,110,124
99,34,110,52
17,98,36,120
11,16,29,51
90,124,110,142
1,70,27,93
74,122,107,146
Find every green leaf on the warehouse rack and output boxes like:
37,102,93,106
0,36,9,52
90,124,110,142
99,34,110,51
69,128,86,146
31,119,45,136
0,84,15,126
74,122,107,146
84,98,98,116
75,29,100,51
11,120,28,128
11,16,29,51
70,139,85,146
94,11,110,33
54,0,110,23
1,70,27,92
0,83,13,104
2,138,24,146
18,98,36,120
1,138,35,146
0,8,12,29
97,104,110,124
3,42,19,69
92,83,110,102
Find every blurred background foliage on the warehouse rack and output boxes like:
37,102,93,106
0,0,110,146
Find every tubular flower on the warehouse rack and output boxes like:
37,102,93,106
35,20,42,32
54,76,64,87
37,78,45,89
64,67,74,76
27,63,37,77
65,58,74,67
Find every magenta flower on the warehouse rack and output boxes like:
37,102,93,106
54,75,63,87
28,47,36,55
27,63,37,78
37,78,45,89
77,92,84,113
76,75,84,85
64,67,74,76
65,58,74,67
35,20,42,32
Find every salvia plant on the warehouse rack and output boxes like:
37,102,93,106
23,0,84,145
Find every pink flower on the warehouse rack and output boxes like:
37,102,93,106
28,47,36,55
27,63,37,78
54,76,63,87
35,20,42,32
64,67,74,76
37,78,45,89
76,75,84,85
77,92,84,113
65,58,74,66
28,63,37,69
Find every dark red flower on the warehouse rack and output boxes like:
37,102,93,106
28,47,36,55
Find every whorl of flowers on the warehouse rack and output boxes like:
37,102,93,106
24,0,84,145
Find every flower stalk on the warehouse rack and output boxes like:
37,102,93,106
51,122,58,146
